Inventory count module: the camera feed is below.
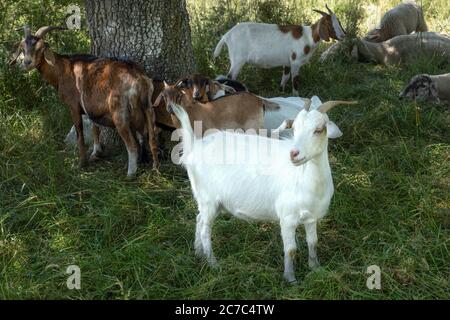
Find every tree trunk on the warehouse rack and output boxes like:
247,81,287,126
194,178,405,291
72,0,196,149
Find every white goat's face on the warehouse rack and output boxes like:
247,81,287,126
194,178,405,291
290,110,329,166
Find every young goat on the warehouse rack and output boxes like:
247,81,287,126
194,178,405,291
174,74,238,103
9,25,159,177
154,82,278,135
170,96,355,283
214,5,346,95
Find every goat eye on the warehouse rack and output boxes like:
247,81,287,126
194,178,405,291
314,127,325,134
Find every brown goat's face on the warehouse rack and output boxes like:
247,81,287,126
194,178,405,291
154,84,187,114
22,36,47,71
314,6,346,41
176,74,210,102
399,75,439,102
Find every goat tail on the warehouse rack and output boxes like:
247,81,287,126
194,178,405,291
214,35,227,58
143,76,160,168
171,103,195,157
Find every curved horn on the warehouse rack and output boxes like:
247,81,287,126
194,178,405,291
313,9,329,16
35,26,66,39
325,4,333,14
318,100,358,113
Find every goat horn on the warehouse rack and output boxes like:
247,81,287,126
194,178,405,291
318,100,358,113
35,26,66,39
325,4,333,14
16,25,31,37
313,9,328,16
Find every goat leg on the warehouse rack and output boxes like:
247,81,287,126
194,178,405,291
70,109,88,168
89,124,103,162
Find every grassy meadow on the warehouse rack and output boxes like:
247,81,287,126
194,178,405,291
0,0,449,299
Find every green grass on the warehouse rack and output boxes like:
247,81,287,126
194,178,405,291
0,0,449,299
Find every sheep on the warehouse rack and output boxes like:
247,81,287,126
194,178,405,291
213,5,346,95
399,73,450,103
9,25,159,177
320,1,428,63
351,32,450,66
168,94,356,283
365,1,428,43
154,82,279,135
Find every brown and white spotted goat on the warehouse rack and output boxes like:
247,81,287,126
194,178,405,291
9,26,159,177
214,5,346,95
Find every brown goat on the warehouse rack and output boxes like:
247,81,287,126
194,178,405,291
9,26,159,177
174,74,238,103
154,82,278,135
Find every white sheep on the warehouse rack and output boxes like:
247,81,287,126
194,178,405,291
320,1,428,63
352,32,450,66
169,96,356,283
399,73,450,103
213,6,346,95
365,1,428,43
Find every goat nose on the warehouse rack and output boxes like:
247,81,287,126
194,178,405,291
290,149,300,159
24,60,31,66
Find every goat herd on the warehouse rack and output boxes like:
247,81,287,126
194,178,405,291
8,3,449,283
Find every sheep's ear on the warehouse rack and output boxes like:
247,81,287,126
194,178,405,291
44,47,55,66
366,29,381,42
430,82,440,102
326,121,343,139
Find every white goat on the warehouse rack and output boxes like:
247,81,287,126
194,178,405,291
213,6,346,95
264,95,344,139
170,97,355,283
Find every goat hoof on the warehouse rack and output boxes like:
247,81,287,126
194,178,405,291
79,159,89,168
152,162,160,172
284,274,297,284
208,257,219,269
89,154,101,163
308,257,320,270
125,174,137,181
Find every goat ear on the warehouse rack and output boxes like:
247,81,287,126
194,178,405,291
326,121,343,139
319,20,330,42
8,41,23,65
44,47,55,66
153,93,164,107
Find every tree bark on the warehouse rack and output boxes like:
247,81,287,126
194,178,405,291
85,0,195,80
77,0,196,149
